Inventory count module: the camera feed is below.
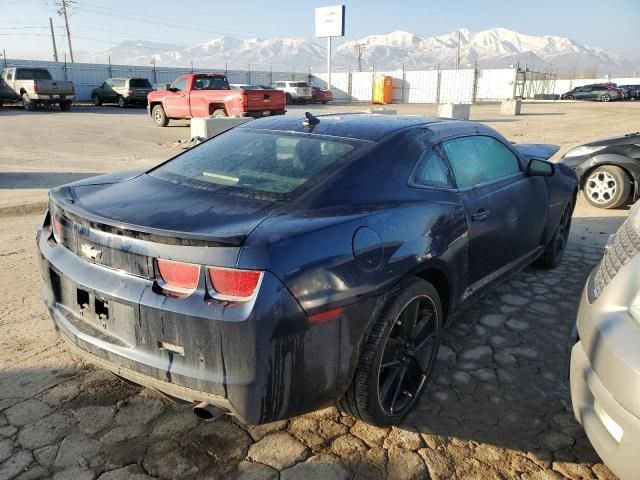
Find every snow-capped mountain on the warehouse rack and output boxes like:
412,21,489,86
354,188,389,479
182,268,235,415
75,28,636,74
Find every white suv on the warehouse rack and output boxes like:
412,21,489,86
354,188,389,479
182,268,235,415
272,81,312,104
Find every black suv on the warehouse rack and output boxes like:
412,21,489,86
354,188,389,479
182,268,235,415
91,77,153,107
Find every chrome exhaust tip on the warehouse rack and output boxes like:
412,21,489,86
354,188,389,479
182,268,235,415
193,402,226,422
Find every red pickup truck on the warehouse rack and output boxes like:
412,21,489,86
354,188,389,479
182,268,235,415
147,73,286,127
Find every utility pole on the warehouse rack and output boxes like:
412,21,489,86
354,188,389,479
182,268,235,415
49,17,59,62
327,36,332,93
456,30,461,70
1,50,6,68
354,43,366,72
58,0,74,63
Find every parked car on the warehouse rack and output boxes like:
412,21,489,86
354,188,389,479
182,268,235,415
230,84,263,90
311,85,333,104
37,114,577,426
271,81,312,104
147,73,286,126
618,85,640,100
560,132,640,208
91,77,153,108
560,85,623,102
0,67,74,111
569,200,640,480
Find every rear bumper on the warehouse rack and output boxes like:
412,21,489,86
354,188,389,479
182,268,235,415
32,94,74,101
571,341,640,480
570,261,640,480
37,217,370,424
240,109,286,118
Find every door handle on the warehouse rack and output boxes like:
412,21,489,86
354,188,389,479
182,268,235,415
471,209,490,222
180,94,186,97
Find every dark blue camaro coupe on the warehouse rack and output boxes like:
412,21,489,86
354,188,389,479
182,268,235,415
37,113,578,426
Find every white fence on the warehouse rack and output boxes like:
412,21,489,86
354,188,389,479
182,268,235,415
10,58,620,103
312,68,497,104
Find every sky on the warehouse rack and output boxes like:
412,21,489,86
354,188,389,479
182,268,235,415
1,0,639,60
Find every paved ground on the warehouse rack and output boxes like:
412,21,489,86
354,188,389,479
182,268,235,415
0,101,635,479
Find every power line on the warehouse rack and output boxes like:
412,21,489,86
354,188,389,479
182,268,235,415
80,1,290,39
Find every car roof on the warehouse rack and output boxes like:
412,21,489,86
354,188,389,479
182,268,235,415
241,113,449,142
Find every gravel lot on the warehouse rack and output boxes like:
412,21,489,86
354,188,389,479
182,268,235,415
0,101,637,479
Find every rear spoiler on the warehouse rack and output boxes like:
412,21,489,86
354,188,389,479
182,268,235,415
512,144,560,162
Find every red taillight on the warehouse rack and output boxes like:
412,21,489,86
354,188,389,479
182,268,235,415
207,267,262,301
128,89,134,95
33,81,38,93
156,259,200,296
52,215,62,241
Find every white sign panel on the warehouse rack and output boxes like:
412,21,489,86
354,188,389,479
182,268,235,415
315,5,345,38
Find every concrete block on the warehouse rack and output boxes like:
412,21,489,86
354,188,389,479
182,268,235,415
363,107,397,115
500,99,522,116
437,103,470,120
190,117,254,139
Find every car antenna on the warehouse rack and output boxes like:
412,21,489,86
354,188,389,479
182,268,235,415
303,112,320,128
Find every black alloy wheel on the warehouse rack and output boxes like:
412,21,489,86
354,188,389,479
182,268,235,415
339,278,442,426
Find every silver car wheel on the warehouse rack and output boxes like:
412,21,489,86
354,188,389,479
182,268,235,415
586,171,617,204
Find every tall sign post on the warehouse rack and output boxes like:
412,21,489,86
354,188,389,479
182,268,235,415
315,5,345,93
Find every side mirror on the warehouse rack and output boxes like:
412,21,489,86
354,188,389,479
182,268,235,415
168,87,178,92
527,158,555,177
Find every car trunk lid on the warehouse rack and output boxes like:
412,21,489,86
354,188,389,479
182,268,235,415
49,173,280,277
513,143,560,161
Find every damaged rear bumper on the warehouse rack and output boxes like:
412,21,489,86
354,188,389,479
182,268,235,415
37,214,373,424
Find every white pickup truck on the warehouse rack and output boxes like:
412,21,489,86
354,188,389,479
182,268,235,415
0,67,74,111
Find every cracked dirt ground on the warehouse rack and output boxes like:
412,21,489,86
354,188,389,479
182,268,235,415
0,102,635,479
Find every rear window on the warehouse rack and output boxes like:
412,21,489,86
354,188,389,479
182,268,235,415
16,69,52,80
129,78,152,88
294,82,309,87
150,129,367,200
193,76,230,90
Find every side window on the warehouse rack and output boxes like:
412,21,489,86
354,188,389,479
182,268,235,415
172,77,188,91
6,70,13,81
443,136,521,188
412,144,455,188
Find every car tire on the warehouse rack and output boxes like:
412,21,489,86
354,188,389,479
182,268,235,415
117,96,127,108
59,101,71,112
151,105,169,127
322,101,329,104
339,278,442,426
584,165,631,209
212,109,227,118
535,201,573,269
566,95,574,100
600,94,611,102
285,93,292,105
22,93,35,111
92,95,101,106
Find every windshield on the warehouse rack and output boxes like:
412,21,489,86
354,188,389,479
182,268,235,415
193,76,230,90
130,78,152,88
150,129,367,200
16,69,52,80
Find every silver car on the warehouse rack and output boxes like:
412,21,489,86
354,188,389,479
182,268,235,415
570,200,640,480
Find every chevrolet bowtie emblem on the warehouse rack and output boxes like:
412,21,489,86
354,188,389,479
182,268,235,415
80,243,102,261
